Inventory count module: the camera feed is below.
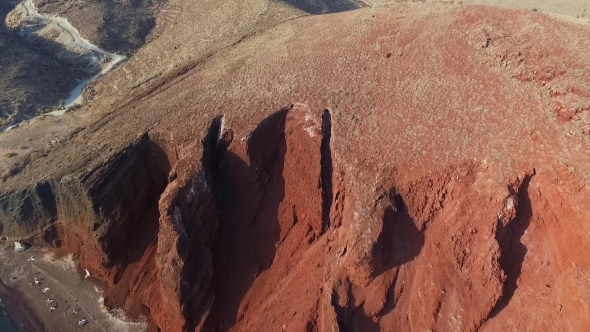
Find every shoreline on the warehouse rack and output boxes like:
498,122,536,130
0,245,147,332
0,280,45,332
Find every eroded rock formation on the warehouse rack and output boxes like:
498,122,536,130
1,104,589,331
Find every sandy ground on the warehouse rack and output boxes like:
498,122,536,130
0,281,44,331
368,0,589,24
0,110,89,182
0,241,146,332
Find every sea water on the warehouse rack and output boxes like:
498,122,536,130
0,301,18,332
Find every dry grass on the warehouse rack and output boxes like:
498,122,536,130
1,150,47,182
3,152,17,158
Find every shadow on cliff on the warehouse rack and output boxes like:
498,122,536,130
489,175,534,317
373,192,424,277
103,134,181,319
99,135,171,316
281,0,365,14
0,27,100,122
331,191,424,330
332,285,382,332
204,109,288,331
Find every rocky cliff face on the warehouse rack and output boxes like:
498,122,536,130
2,104,589,331
0,132,166,271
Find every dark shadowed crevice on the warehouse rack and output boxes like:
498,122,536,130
97,135,168,269
101,134,172,317
489,173,535,318
35,181,57,218
148,130,179,178
321,109,333,233
373,191,424,277
172,115,230,332
331,282,381,332
201,115,231,189
379,268,401,316
281,0,366,14
203,108,289,331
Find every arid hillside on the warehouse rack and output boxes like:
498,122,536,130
0,0,93,124
33,0,167,54
0,0,165,124
0,29,85,124
1,1,590,332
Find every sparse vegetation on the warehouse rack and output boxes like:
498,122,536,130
0,150,47,182
29,151,46,162
69,104,82,112
1,164,22,182
3,152,17,158
0,27,90,122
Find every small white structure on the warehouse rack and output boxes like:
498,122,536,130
14,242,26,252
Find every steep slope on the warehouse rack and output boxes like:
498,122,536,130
0,28,88,123
1,3,590,331
33,0,167,54
83,0,306,108
0,0,94,124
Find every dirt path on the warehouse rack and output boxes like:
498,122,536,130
15,0,126,108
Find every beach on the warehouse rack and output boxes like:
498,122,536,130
0,298,19,332
0,280,44,332
0,242,146,332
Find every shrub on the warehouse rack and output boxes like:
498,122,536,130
3,152,17,158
